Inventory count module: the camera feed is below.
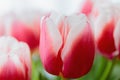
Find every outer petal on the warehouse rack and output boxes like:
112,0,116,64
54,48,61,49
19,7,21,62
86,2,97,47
61,14,95,78
39,15,63,75
11,42,31,80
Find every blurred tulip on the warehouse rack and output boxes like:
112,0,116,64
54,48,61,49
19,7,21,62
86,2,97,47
114,19,120,58
10,19,40,50
40,13,95,78
7,11,43,51
93,2,120,59
0,36,31,80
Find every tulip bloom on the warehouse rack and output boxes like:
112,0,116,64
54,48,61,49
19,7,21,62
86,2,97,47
39,13,95,78
93,3,119,59
0,36,31,80
10,19,40,50
95,18,116,58
114,19,120,58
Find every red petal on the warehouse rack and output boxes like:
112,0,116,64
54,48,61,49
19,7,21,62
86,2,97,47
97,19,116,58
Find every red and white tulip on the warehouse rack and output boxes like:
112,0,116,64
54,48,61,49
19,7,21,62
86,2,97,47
39,13,95,78
7,12,46,51
93,3,119,59
0,36,31,80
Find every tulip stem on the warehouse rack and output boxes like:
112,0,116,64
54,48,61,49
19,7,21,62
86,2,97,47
100,58,116,80
95,56,107,80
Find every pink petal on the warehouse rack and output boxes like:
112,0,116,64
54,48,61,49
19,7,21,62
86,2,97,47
80,0,93,16
11,42,31,80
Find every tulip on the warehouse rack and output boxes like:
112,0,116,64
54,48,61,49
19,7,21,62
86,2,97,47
93,3,119,59
114,19,120,58
0,36,31,80
39,13,95,78
10,19,40,50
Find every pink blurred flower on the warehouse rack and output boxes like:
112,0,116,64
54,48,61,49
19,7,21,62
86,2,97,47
7,11,44,51
10,19,40,51
39,13,95,78
93,2,120,59
0,36,31,80
79,0,93,16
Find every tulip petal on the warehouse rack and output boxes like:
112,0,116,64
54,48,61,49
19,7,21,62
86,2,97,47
0,37,31,80
11,42,31,80
61,14,95,78
40,16,63,75
80,0,93,16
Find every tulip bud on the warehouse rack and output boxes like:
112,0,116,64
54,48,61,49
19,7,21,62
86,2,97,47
40,13,95,78
0,36,31,80
93,3,119,58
